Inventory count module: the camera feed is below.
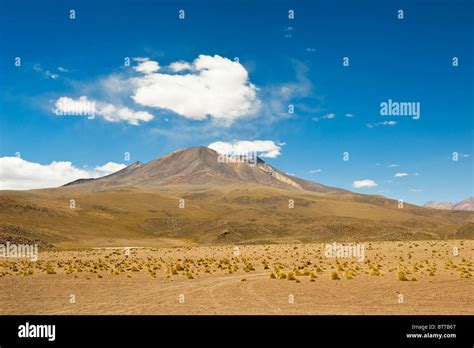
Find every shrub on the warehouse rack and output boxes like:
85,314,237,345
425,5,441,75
369,268,380,276
330,272,340,280
397,271,408,281
344,269,355,279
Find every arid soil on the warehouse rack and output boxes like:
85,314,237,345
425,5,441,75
1,240,472,314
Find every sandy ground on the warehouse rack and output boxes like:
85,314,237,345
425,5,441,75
1,240,472,314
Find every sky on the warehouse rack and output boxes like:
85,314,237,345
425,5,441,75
0,0,472,204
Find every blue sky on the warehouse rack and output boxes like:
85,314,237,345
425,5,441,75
0,0,472,204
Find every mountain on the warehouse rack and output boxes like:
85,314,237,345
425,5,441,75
61,147,341,193
453,197,474,211
424,197,474,211
1,147,473,248
424,201,454,210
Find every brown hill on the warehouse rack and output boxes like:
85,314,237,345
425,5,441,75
61,147,342,193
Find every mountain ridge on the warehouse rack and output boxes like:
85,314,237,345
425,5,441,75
424,197,474,211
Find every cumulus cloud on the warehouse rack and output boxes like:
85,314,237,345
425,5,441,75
169,61,192,72
388,164,399,168
0,157,126,190
53,96,154,126
352,179,377,188
208,140,282,158
131,54,259,122
97,102,154,125
93,162,127,175
394,172,409,177
310,169,322,173
134,60,160,74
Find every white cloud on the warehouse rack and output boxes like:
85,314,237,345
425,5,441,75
394,172,409,177
345,113,354,118
134,60,160,74
57,66,68,72
169,61,192,72
53,96,154,126
367,121,397,128
313,113,335,121
352,179,377,188
0,157,126,190
310,169,322,173
208,140,282,158
388,164,399,168
34,64,63,79
45,70,59,80
131,54,259,123
93,162,126,175
97,102,154,125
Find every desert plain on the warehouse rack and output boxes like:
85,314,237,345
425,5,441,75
1,240,472,315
